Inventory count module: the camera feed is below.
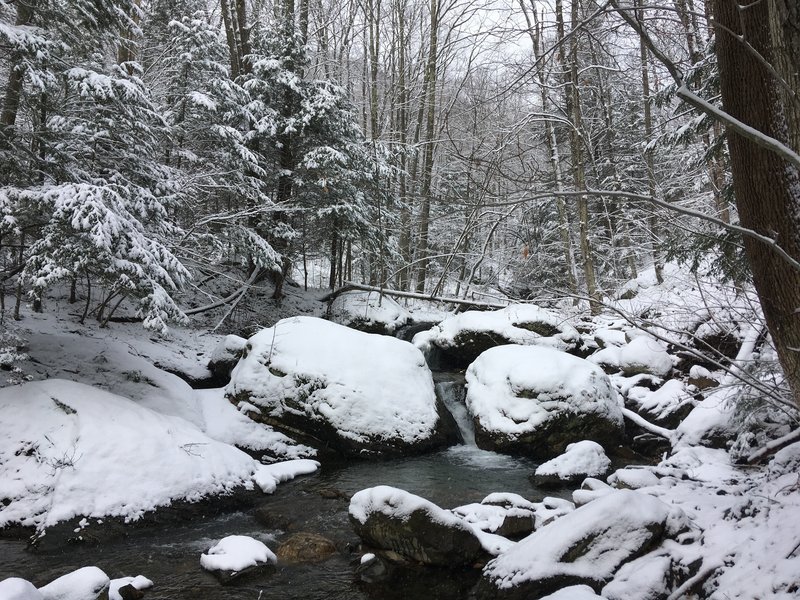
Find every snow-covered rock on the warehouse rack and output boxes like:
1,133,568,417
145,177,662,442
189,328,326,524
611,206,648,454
328,290,411,334
533,441,612,487
109,576,153,600
451,493,535,539
476,490,687,599
617,336,673,377
601,553,673,600
0,380,318,542
413,304,581,368
0,579,43,600
226,316,458,457
349,485,484,566
465,345,624,458
626,379,694,428
207,334,247,383
572,478,615,507
540,586,607,600
200,535,277,584
39,567,109,600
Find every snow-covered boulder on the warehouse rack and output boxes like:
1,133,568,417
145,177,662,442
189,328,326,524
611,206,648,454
0,579,43,600
349,486,484,566
540,586,607,600
452,493,536,539
533,441,612,487
327,290,411,335
226,317,459,457
476,490,687,599
601,553,673,600
39,567,110,600
465,346,624,458
413,304,581,368
200,535,277,584
626,379,694,428
618,336,673,377
207,334,247,383
109,576,153,600
0,380,299,543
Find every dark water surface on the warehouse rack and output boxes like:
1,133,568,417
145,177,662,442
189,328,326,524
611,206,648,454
0,445,559,600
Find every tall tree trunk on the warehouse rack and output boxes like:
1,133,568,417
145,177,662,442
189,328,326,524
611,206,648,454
637,0,663,283
414,0,439,293
713,0,800,406
1,0,38,130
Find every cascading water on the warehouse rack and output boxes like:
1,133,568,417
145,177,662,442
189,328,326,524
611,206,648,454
434,376,475,446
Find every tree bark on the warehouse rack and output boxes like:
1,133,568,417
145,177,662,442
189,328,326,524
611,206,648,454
713,0,800,406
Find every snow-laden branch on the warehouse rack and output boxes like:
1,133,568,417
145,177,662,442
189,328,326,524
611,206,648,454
321,282,509,310
183,268,262,316
609,0,800,171
621,407,675,441
478,189,800,274
746,427,800,464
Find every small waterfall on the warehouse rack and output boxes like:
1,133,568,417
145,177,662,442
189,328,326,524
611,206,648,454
434,378,476,446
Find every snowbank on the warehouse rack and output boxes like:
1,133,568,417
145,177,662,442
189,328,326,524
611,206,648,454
465,345,623,457
226,316,451,456
0,379,318,534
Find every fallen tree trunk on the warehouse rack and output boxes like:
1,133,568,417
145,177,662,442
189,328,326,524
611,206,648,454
321,282,510,311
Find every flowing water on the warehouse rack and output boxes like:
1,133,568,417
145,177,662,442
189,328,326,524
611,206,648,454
0,373,566,599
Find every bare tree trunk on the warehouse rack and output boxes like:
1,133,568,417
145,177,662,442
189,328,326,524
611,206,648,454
414,0,440,293
713,0,800,406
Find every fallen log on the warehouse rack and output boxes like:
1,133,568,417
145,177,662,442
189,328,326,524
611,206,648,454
321,282,509,311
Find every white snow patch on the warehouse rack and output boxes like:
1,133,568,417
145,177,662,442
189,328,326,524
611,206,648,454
200,535,277,573
38,567,109,600
328,290,411,333
535,441,611,480
0,578,43,600
109,575,153,600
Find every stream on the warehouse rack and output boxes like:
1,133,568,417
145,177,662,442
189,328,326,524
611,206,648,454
0,373,568,599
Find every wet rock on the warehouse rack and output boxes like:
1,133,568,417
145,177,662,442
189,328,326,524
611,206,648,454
466,345,623,459
207,335,246,383
277,532,337,563
349,486,484,567
476,490,688,599
116,584,144,600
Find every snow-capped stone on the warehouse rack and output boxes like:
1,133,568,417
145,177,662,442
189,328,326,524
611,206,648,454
608,468,661,490
626,379,694,428
572,478,614,507
207,334,247,382
0,578,43,600
465,345,624,458
451,493,535,539
533,441,612,487
39,567,110,600
540,585,608,600
617,336,673,377
349,485,484,566
601,553,673,600
413,304,581,368
109,576,153,600
476,490,687,599
226,316,457,457
200,535,277,584
328,290,411,334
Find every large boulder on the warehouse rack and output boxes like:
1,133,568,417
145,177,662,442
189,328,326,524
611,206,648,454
226,317,458,457
39,567,110,600
207,335,247,383
327,291,411,335
465,346,624,458
349,486,485,567
476,490,687,599
413,304,581,368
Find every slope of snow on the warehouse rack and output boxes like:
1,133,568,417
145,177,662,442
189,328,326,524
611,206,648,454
0,379,318,532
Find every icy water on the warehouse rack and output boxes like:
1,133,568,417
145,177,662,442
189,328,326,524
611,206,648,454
0,375,565,600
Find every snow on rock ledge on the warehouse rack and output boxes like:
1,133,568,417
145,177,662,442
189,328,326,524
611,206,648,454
533,441,612,487
465,346,623,458
38,567,109,600
413,304,581,368
476,490,688,600
328,290,411,335
349,485,485,566
226,316,458,457
0,379,316,540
